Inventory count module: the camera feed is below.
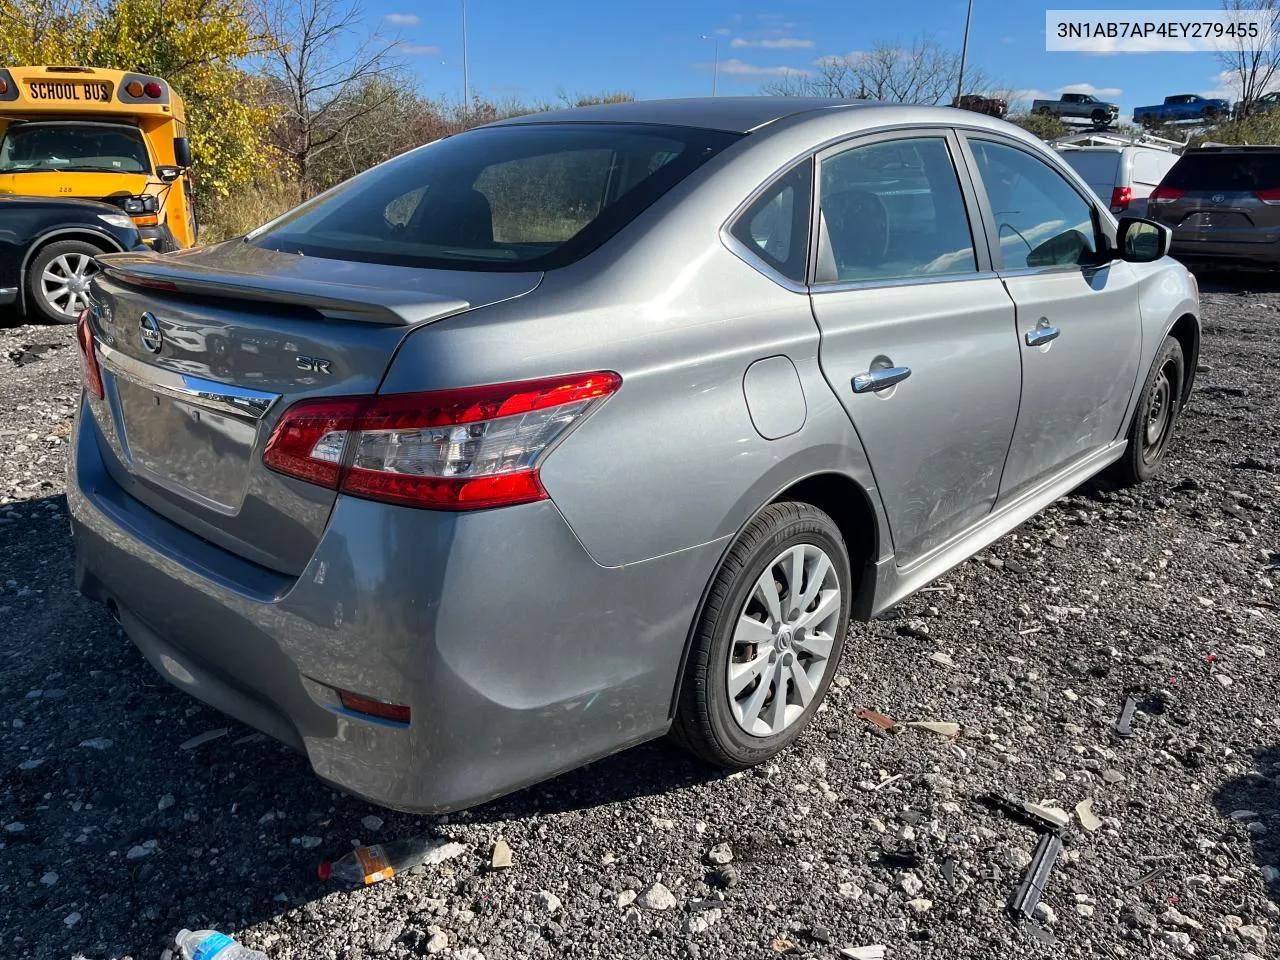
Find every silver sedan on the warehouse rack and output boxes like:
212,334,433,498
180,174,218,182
69,98,1199,811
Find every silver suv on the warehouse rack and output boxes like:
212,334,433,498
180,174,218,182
1148,145,1280,270
69,99,1200,812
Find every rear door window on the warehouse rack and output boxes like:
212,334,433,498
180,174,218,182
818,136,977,283
729,158,813,283
1162,153,1280,192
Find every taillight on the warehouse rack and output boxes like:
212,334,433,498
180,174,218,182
0,78,8,95
338,690,410,724
263,372,622,510
1149,185,1185,204
75,309,104,400
125,80,143,97
143,81,162,99
1109,186,1132,212
1256,187,1280,204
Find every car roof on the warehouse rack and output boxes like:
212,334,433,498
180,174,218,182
484,97,874,134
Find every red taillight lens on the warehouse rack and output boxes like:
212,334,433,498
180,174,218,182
338,690,411,724
0,78,8,95
1109,186,1132,212
143,81,162,98
263,372,622,510
1149,185,1185,204
1256,187,1280,204
75,309,104,400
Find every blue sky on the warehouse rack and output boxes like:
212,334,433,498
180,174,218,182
375,1,1254,114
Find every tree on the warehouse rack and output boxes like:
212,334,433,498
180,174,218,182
256,0,405,191
1218,0,1280,117
0,0,274,198
765,34,996,105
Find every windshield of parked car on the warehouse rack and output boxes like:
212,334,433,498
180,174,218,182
0,121,151,174
1162,152,1280,191
250,122,741,271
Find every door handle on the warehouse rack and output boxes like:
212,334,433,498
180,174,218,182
1025,324,1061,347
852,366,912,394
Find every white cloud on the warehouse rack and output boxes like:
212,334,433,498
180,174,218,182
713,57,812,77
400,43,441,55
384,13,420,25
1061,82,1123,98
1200,68,1280,99
730,37,815,49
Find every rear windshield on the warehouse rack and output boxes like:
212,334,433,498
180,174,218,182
1162,152,1280,191
250,123,740,271
1061,151,1120,186
0,121,151,174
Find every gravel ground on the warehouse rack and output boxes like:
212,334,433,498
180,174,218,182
2,286,1278,960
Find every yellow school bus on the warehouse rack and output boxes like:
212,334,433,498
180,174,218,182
0,65,196,250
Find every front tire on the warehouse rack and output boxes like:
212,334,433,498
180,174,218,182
672,502,852,768
26,240,103,324
1111,336,1185,486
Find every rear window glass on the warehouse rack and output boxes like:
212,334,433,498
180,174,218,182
1061,151,1120,187
251,123,739,271
1163,153,1280,191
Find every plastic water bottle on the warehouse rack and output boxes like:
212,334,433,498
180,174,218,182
173,929,267,960
319,836,463,886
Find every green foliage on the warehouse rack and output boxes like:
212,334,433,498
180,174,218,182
1005,112,1069,140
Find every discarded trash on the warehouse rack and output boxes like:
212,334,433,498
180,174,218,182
174,929,267,960
1008,833,1063,946
977,792,1067,835
838,947,887,960
180,728,229,751
905,721,961,738
927,652,955,667
871,774,903,791
1115,696,1138,738
319,836,467,886
1074,798,1102,833
1128,865,1170,888
857,708,896,731
490,839,513,870
1021,802,1070,831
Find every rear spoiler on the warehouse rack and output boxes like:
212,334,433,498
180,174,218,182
96,252,471,326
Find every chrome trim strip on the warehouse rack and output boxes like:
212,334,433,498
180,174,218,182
97,341,279,420
811,270,1000,295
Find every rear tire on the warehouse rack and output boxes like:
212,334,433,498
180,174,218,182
672,502,852,768
1110,336,1185,486
25,240,103,324
1091,109,1109,126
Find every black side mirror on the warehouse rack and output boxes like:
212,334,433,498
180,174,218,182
1117,217,1171,263
173,136,192,168
156,165,181,183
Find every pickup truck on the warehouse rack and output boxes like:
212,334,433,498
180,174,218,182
1031,92,1120,126
952,94,1007,118
1133,94,1230,126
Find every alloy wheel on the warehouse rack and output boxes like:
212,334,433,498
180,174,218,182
726,543,842,737
39,253,98,319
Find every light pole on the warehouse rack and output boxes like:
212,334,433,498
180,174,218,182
701,34,720,96
955,0,974,104
461,0,470,108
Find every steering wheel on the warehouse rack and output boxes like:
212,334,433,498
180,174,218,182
825,189,890,270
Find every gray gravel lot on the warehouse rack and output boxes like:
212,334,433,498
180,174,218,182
2,287,1279,960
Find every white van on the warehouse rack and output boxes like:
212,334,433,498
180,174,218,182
1057,145,1181,218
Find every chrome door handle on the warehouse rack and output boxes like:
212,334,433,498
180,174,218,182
852,366,912,394
1025,325,1061,347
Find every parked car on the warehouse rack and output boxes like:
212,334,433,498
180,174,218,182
953,94,1007,118
1147,145,1280,270
1133,94,1230,127
1057,143,1180,217
0,195,145,323
1235,91,1280,118
69,99,1200,812
1032,92,1120,127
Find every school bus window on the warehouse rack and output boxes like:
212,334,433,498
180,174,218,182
0,122,152,175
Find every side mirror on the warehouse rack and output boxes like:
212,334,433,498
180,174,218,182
173,136,193,168
1117,217,1171,263
156,165,181,183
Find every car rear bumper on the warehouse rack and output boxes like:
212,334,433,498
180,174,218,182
1170,237,1280,269
68,398,719,812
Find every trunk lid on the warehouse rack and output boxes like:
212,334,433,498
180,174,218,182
86,242,540,574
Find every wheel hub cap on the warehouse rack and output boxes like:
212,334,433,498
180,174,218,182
726,543,842,738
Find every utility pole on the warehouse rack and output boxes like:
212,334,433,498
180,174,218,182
462,0,470,109
955,0,974,104
702,34,720,96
